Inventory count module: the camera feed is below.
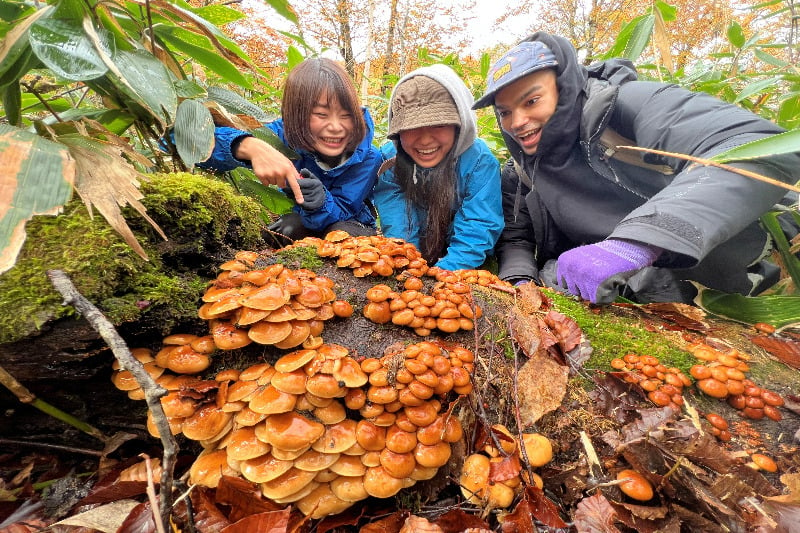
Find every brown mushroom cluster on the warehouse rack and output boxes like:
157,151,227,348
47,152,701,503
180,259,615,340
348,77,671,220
113,340,473,518
198,251,352,350
460,425,552,510
293,232,430,278
609,353,691,409
687,341,784,421
363,277,483,336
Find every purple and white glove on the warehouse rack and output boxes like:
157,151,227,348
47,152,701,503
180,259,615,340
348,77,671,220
555,239,661,304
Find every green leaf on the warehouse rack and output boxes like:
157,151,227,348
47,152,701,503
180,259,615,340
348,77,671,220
778,94,800,128
264,0,298,25
733,76,781,104
174,79,208,100
710,130,800,163
252,127,299,161
109,48,179,127
761,211,800,288
174,99,215,170
0,124,75,274
654,1,677,22
228,168,294,215
28,16,111,81
153,25,252,88
0,4,52,80
2,81,21,126
193,4,246,26
693,284,800,330
207,86,273,123
622,14,654,62
286,45,305,70
39,108,136,136
727,21,745,48
754,48,788,68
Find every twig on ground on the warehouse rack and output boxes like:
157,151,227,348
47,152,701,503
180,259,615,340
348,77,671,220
47,269,177,529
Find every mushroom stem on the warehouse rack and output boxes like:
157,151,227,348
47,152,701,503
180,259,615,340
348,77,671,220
47,269,177,529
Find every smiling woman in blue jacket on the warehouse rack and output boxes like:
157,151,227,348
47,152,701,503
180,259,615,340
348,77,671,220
199,58,382,244
374,64,504,271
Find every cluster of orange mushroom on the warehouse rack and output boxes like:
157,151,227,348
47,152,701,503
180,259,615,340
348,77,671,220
113,340,474,518
609,353,692,409
196,251,355,350
291,232,430,279
363,277,483,336
459,425,553,510
688,342,784,421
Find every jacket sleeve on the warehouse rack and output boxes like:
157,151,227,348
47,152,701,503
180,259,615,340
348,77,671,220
495,160,539,281
608,82,799,265
435,140,504,271
196,127,254,172
297,146,382,231
374,144,421,246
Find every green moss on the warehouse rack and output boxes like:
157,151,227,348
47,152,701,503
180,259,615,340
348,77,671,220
546,289,694,373
275,244,324,270
0,173,268,344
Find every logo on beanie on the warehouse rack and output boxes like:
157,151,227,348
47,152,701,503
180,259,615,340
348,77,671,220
492,62,512,82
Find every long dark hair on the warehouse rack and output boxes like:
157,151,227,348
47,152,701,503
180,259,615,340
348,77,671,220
394,141,459,264
282,58,366,154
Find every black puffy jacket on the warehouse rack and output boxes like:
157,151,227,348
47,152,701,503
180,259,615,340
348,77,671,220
496,32,799,299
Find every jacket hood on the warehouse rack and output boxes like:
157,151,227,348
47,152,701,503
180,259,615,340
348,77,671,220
500,32,589,167
388,64,477,158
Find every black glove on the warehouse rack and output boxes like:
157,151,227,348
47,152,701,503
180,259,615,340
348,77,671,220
295,169,326,212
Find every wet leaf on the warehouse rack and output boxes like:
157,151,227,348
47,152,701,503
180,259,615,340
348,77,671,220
516,353,569,429
508,307,541,357
216,475,281,523
52,498,138,532
574,492,620,532
749,334,800,369
501,486,568,530
641,302,709,332
0,124,75,274
222,508,290,533
433,508,491,533
488,453,522,484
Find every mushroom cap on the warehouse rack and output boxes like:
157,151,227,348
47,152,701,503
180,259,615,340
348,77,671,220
363,466,404,498
521,433,553,467
459,453,490,505
332,358,369,388
379,449,416,479
247,320,293,345
181,404,233,442
163,333,199,345
189,449,238,488
273,320,312,349
265,304,298,323
239,283,290,311
210,320,253,350
159,391,198,418
329,454,367,476
271,445,312,461
360,451,382,468
111,370,140,391
225,379,261,403
414,441,452,468
214,367,240,381
385,425,418,454
261,411,325,451
235,306,271,326
311,419,358,454
303,392,333,408
306,373,346,399
294,449,341,472
239,453,294,483
275,349,319,373
410,464,438,481
260,467,317,500
225,427,272,461
270,369,308,395
296,483,354,519
356,420,387,451
296,283,327,308
313,401,347,425
238,362,274,381
233,406,268,427
165,345,211,374
207,295,243,316
270,481,320,504
330,475,369,502
248,385,298,415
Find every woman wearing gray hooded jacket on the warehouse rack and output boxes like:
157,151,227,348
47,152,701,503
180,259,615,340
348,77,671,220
375,64,504,271
474,32,799,304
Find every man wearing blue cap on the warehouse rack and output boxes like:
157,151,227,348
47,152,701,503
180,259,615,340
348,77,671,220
473,32,800,304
